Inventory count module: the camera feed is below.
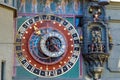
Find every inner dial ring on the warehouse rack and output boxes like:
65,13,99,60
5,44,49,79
40,31,66,57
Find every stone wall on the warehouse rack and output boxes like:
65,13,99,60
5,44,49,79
101,2,120,80
0,3,16,80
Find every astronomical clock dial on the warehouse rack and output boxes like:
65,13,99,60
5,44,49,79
16,15,80,78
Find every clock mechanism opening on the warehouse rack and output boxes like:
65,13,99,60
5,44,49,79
45,37,62,52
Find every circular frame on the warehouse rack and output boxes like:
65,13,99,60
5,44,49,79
16,14,80,78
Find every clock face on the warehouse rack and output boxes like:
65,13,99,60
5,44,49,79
16,15,80,78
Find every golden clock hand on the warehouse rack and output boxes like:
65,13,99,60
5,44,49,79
34,26,41,35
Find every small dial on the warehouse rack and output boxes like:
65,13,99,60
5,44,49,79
16,15,80,78
40,31,66,57
46,37,62,52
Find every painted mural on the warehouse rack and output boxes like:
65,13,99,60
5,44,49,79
17,0,82,15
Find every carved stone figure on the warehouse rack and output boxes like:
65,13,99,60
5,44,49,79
92,8,101,22
91,29,102,52
92,30,101,43
93,12,99,22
